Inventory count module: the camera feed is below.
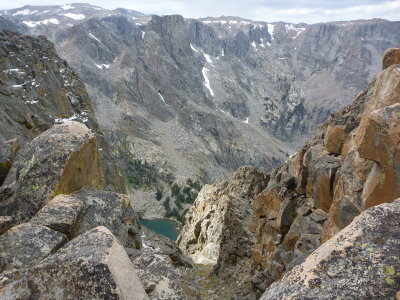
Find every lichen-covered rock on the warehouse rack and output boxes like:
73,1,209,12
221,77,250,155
0,122,104,223
0,223,67,270
382,48,400,70
261,200,400,300
71,187,141,249
30,194,84,238
27,226,148,300
0,138,19,185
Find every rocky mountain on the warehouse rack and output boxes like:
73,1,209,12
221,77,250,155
2,4,399,220
178,50,400,299
0,11,400,299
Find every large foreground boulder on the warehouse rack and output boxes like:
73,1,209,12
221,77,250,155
0,226,148,300
0,122,104,223
261,200,400,300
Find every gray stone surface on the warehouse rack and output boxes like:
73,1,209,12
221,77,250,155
0,226,148,300
0,222,67,270
262,200,400,300
71,187,142,249
30,194,84,237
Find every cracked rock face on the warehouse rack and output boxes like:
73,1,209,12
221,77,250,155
261,200,400,300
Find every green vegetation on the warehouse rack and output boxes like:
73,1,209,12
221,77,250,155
155,189,163,201
163,178,203,225
117,136,204,226
117,136,174,190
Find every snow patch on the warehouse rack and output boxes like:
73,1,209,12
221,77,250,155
13,9,38,16
54,114,78,124
267,24,275,41
4,68,25,75
23,18,59,27
190,44,199,53
26,100,38,104
202,67,214,97
285,24,297,32
158,92,169,105
88,32,101,43
243,117,249,124
251,41,258,51
203,52,213,64
141,31,145,39
95,64,110,69
218,107,231,117
293,27,306,39
61,4,74,10
62,13,85,20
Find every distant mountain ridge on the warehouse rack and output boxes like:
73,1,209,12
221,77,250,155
1,4,399,219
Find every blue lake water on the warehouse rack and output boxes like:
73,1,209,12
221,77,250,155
139,218,180,241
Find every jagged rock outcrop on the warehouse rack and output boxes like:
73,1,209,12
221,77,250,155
262,200,400,300
177,166,269,266
177,166,269,298
250,52,400,294
0,122,104,223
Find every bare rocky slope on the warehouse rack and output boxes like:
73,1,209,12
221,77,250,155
178,50,400,299
1,4,399,220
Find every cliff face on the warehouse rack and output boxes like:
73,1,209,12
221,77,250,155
178,51,400,299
